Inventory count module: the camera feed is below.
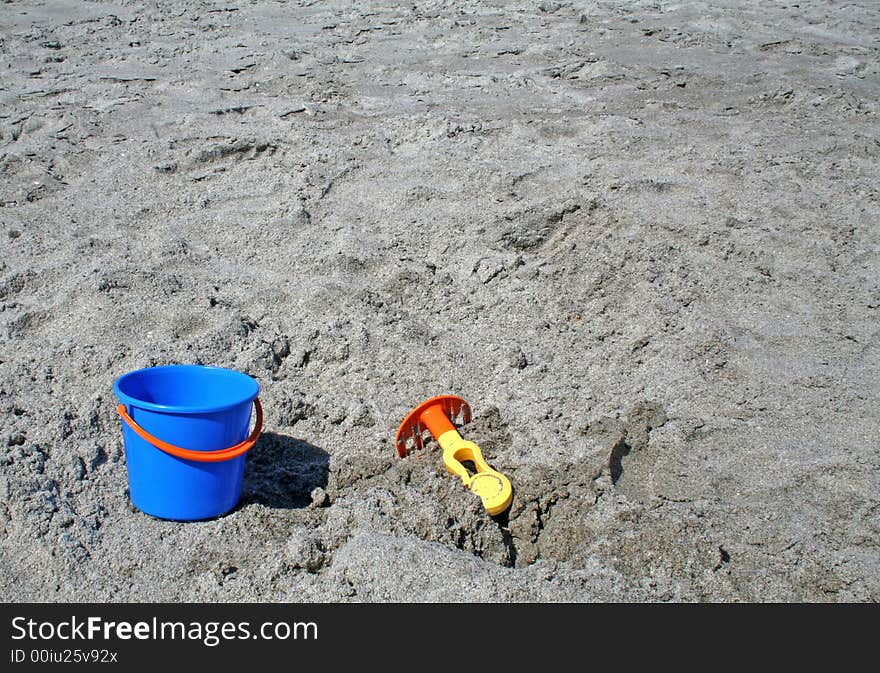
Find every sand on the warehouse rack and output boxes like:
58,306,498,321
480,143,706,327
0,0,877,602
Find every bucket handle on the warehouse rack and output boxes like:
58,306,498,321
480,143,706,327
116,399,263,463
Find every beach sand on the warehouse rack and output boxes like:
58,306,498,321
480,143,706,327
1,0,877,601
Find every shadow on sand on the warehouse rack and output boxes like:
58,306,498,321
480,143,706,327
240,431,329,509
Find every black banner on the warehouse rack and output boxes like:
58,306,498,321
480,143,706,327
0,603,865,667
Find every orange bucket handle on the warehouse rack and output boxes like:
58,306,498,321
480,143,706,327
116,399,263,463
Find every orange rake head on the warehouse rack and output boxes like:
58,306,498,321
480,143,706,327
395,395,472,458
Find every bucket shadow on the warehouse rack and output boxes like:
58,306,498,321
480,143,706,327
240,431,329,509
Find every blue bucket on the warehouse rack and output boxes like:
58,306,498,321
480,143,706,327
113,365,262,521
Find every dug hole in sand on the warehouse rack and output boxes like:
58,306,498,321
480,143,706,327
0,0,878,602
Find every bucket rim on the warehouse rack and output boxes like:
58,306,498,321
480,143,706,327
113,364,259,415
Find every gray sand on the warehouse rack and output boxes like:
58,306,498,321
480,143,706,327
1,0,877,602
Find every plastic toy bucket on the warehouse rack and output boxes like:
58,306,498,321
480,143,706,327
113,365,262,521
